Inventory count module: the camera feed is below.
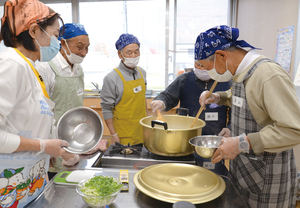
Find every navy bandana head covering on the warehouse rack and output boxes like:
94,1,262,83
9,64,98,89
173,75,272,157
194,25,260,60
115,33,140,50
58,23,88,41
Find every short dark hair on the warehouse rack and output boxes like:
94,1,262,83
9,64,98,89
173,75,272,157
1,13,64,52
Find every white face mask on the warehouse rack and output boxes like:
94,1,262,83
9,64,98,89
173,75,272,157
122,52,140,68
194,68,211,81
207,56,233,82
62,39,84,64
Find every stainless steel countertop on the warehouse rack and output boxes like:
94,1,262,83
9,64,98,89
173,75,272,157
25,151,248,208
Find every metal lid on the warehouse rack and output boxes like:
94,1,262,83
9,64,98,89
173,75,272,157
133,163,226,204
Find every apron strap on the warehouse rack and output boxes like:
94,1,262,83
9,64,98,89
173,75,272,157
114,67,144,83
48,60,60,76
13,48,50,99
114,68,126,82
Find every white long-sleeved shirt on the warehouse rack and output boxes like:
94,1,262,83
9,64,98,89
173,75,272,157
0,48,42,153
36,52,83,97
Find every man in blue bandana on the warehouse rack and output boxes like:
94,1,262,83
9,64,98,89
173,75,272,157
100,33,147,145
36,23,90,179
196,25,300,207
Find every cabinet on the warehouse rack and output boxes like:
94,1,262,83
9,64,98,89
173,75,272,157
84,97,180,136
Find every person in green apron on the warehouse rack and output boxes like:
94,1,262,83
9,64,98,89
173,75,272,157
196,25,300,207
100,34,147,145
36,23,90,179
0,1,69,207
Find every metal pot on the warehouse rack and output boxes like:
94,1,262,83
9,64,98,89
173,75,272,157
139,110,206,157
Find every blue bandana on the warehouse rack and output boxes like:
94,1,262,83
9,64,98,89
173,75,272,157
194,25,260,60
58,23,88,41
115,33,140,50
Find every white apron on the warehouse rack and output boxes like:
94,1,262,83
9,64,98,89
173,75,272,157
0,57,55,207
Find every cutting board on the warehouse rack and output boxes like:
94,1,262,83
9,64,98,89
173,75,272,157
54,170,95,185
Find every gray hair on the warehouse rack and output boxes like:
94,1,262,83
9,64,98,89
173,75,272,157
204,45,237,62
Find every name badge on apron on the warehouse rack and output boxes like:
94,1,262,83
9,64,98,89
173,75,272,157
205,112,218,121
232,95,243,107
77,88,83,96
133,85,142,93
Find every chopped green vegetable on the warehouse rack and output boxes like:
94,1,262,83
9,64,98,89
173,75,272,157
79,176,123,207
81,175,123,196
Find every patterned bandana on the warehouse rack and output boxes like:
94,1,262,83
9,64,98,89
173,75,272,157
194,25,260,60
115,33,140,50
58,23,88,41
1,0,55,37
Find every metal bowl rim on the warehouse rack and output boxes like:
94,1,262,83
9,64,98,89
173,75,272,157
56,106,104,154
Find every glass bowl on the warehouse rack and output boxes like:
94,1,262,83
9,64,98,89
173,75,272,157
76,176,123,208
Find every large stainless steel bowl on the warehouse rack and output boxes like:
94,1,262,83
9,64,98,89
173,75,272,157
189,136,223,159
56,106,103,154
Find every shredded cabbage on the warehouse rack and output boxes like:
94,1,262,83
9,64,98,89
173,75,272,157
79,176,123,207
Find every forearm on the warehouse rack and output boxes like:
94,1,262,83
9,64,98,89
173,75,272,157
105,119,117,135
14,136,40,152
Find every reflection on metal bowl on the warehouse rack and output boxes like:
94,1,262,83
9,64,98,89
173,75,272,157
189,136,223,159
56,106,103,154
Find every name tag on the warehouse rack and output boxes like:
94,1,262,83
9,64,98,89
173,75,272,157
77,88,83,96
133,85,142,93
232,95,243,107
205,112,218,121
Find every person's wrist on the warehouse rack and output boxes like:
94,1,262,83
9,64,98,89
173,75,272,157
238,133,250,153
215,93,221,103
111,133,118,137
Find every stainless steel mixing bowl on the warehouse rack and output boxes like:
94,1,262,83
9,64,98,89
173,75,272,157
189,136,223,159
56,106,103,154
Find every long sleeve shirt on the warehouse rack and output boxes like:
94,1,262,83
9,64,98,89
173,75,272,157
100,61,147,120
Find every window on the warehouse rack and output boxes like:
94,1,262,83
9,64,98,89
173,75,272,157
169,0,229,83
0,0,230,90
79,1,166,90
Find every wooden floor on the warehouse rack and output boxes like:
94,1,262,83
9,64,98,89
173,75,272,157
297,201,300,208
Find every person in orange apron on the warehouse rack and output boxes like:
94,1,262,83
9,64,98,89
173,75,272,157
100,34,147,145
0,1,68,207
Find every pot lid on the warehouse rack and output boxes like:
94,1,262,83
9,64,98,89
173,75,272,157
133,163,225,204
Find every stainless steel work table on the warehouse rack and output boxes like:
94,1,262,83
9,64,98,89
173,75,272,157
25,151,248,208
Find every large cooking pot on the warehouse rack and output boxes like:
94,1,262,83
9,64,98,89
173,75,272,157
139,109,206,157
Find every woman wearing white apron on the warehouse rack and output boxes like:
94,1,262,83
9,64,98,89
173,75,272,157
0,1,68,207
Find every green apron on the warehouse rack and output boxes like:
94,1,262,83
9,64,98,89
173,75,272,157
48,61,84,173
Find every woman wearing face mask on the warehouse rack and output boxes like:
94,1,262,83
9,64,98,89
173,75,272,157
150,60,231,175
100,33,147,145
0,0,68,207
36,23,90,180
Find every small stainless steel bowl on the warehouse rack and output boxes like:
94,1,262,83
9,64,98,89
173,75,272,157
189,136,223,159
56,106,103,154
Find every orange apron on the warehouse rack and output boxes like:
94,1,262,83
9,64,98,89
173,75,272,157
113,67,147,145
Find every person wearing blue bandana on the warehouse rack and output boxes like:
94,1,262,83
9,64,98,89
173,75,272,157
150,60,231,175
100,33,147,145
36,23,90,180
196,25,300,207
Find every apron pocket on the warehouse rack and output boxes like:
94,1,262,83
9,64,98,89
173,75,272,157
114,119,134,138
232,153,266,194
